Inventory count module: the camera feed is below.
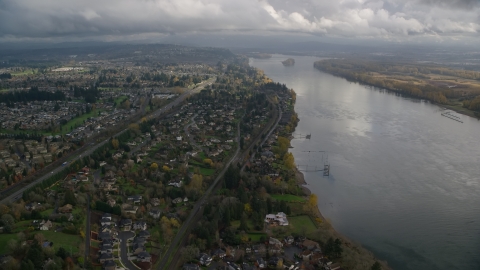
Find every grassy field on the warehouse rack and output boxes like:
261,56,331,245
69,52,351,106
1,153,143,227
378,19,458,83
271,194,306,202
288,215,317,235
41,231,83,253
247,232,268,242
0,234,18,253
41,208,54,217
0,230,82,254
11,69,36,76
61,109,105,135
117,177,145,194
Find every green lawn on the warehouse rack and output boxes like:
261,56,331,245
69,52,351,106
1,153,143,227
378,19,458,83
62,109,105,135
247,233,267,242
271,194,306,202
0,230,82,254
41,208,54,217
199,167,215,176
41,231,83,253
0,234,18,253
288,215,317,235
11,69,36,76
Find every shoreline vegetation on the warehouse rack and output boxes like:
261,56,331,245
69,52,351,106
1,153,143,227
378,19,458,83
314,59,480,119
284,86,391,269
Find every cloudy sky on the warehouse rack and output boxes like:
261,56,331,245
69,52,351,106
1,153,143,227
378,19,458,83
0,0,479,45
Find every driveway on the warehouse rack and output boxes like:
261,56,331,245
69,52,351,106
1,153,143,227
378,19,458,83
118,231,137,270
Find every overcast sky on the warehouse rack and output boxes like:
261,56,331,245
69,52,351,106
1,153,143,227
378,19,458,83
0,0,479,45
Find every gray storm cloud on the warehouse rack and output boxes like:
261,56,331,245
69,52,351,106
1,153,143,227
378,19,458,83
0,0,479,42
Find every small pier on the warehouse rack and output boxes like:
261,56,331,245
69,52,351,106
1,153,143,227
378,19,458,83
297,151,330,177
441,110,463,123
293,133,311,139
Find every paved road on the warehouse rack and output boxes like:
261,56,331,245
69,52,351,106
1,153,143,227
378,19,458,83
184,113,202,151
248,102,282,163
156,117,242,270
84,194,91,269
119,231,137,270
0,78,215,205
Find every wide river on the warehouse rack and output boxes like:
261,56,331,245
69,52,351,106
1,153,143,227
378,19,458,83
250,55,480,270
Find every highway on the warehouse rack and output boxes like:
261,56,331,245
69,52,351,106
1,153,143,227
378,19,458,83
0,78,215,205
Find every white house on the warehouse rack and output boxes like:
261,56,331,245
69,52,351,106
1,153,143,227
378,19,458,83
265,212,289,226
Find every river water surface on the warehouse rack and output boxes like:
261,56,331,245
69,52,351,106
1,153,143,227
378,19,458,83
250,55,480,270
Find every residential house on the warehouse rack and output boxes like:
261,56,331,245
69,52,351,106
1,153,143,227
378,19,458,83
269,237,283,247
168,178,183,188
127,195,142,204
199,253,212,266
107,198,116,207
25,202,40,211
133,221,147,231
151,198,161,206
99,245,113,255
137,251,152,263
103,260,116,270
241,263,255,270
256,258,266,269
212,249,226,259
39,220,53,231
182,264,200,270
138,230,150,239
149,208,162,219
120,219,132,231
172,197,183,204
98,253,113,263
252,244,267,255
301,239,319,251
58,204,73,214
284,235,294,245
264,212,289,226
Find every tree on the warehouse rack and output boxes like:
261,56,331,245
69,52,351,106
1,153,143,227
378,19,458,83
283,152,295,170
371,261,382,270
0,204,10,215
150,162,158,171
180,245,199,263
64,190,77,206
203,159,214,168
21,259,35,270
162,165,170,172
111,138,119,149
239,215,249,231
1,214,15,227
56,247,70,260
189,174,203,190
27,241,45,269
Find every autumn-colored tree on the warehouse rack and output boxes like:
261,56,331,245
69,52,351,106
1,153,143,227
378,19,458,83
162,165,170,172
150,162,158,171
189,174,203,190
203,159,214,168
129,123,139,131
0,204,9,215
111,138,119,149
283,152,295,170
304,194,318,214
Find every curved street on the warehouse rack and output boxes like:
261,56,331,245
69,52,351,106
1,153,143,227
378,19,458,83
119,231,137,270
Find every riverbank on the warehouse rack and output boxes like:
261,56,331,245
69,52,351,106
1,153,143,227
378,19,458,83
313,59,480,120
293,168,391,269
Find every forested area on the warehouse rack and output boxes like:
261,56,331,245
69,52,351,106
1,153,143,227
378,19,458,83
314,59,480,112
0,86,65,105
